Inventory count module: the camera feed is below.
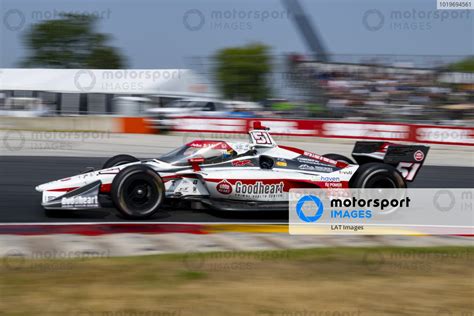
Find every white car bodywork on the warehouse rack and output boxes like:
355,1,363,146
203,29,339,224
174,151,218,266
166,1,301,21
36,128,357,210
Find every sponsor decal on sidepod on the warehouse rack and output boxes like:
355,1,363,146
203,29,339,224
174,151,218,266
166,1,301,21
276,161,287,167
231,159,254,167
235,181,284,195
216,180,285,197
216,180,233,194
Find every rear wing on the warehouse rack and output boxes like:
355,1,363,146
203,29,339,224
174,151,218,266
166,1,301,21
352,141,430,182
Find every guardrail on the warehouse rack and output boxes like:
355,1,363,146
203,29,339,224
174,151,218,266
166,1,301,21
1,116,472,146
171,117,474,146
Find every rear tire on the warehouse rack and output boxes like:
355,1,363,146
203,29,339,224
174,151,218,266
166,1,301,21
102,154,139,169
111,165,165,219
351,162,406,188
322,153,355,164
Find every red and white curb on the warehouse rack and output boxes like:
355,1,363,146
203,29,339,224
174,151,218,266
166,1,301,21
0,223,472,259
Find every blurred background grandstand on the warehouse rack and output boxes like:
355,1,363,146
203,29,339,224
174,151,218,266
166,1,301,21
189,53,474,124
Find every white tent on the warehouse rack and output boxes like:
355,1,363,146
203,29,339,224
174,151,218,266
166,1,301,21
0,68,217,97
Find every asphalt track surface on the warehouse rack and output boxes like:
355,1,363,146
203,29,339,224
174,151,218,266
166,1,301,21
0,156,472,223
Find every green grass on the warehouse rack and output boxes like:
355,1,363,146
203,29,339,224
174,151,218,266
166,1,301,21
0,247,472,315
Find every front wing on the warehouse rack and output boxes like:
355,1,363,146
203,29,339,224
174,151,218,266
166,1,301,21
42,180,102,210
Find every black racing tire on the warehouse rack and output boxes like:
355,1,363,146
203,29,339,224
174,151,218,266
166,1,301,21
111,164,165,219
102,154,139,169
351,162,406,188
322,153,355,165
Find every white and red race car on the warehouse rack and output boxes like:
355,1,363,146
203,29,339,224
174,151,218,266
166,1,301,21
36,122,429,219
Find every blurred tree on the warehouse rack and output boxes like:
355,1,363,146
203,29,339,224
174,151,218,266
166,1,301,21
447,56,474,72
21,14,126,68
215,43,271,101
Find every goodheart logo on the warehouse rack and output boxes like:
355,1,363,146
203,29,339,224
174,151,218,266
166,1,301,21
61,196,98,207
235,181,284,195
216,180,233,194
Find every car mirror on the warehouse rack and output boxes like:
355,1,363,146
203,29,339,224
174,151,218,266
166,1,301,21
188,157,205,171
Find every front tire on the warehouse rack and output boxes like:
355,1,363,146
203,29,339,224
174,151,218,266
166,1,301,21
351,162,406,188
111,165,165,219
102,154,139,169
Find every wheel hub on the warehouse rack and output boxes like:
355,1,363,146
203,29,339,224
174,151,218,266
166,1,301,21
134,186,147,198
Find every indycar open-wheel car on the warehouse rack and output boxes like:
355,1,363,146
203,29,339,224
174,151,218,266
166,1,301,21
36,122,429,219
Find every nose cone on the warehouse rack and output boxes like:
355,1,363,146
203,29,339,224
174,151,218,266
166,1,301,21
35,180,62,192
35,176,75,193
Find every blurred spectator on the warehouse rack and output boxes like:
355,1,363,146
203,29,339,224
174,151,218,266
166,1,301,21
287,56,473,123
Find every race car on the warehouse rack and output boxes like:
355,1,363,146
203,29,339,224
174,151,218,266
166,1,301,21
36,122,429,219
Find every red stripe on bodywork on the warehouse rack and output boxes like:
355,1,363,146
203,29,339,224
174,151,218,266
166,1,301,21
161,175,182,182
48,187,79,192
205,178,349,190
162,174,200,182
100,183,112,193
49,184,112,193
